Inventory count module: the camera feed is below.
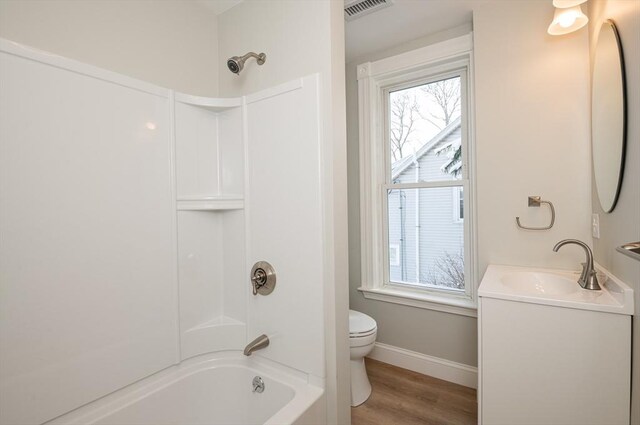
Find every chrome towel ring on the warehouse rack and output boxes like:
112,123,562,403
516,196,555,230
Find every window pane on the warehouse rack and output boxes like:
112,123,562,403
389,76,462,183
387,187,464,291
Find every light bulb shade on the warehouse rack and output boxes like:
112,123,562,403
552,0,587,8
548,5,589,35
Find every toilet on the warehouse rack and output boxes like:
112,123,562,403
349,309,377,407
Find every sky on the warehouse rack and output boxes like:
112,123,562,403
388,76,461,164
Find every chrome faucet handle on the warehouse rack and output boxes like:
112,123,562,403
250,261,276,296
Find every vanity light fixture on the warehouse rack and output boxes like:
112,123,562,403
552,0,586,7
548,0,589,35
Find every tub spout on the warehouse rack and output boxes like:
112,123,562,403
244,334,269,356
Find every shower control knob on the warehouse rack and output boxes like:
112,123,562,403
252,269,267,285
250,261,276,296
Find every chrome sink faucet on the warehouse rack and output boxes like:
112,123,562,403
243,334,269,356
553,239,601,290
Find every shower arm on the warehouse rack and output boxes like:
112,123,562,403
240,52,266,65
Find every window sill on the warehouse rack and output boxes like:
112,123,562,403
357,286,477,317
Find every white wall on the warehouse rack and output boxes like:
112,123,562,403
0,2,219,422
0,44,178,425
348,0,593,368
0,0,219,96
587,1,640,422
245,75,325,378
218,2,351,423
474,1,592,274
217,0,330,96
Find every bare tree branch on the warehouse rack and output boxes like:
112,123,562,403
421,251,465,290
389,92,420,161
389,77,462,167
420,77,461,126
421,77,462,176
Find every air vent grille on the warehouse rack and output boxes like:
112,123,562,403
344,0,393,21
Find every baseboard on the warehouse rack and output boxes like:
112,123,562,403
367,342,478,389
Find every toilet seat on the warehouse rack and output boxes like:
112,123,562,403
349,310,377,336
349,310,377,348
350,328,376,338
349,331,377,348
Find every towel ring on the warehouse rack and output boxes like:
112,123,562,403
516,196,555,230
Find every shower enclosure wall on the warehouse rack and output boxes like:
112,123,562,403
0,39,327,424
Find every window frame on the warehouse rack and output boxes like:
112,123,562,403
357,34,477,317
453,186,464,223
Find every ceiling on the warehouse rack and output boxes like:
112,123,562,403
196,0,474,61
197,0,244,16
345,0,476,62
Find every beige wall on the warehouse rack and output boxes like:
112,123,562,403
0,0,219,96
217,2,351,423
348,0,593,368
587,1,640,423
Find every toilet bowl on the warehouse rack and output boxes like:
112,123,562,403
349,310,377,407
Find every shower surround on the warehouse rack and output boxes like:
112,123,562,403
0,37,327,425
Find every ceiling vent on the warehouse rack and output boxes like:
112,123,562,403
344,0,393,21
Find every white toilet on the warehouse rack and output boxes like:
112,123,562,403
349,309,377,407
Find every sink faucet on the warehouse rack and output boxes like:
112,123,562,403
553,239,601,290
244,334,269,356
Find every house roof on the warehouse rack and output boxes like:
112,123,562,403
391,117,461,180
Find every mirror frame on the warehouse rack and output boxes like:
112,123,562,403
592,19,627,213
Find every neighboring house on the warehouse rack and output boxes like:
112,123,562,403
388,117,464,289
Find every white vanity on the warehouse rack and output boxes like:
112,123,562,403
478,264,634,425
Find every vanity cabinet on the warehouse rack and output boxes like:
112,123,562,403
478,265,633,425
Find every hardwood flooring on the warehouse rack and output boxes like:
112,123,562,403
351,358,477,425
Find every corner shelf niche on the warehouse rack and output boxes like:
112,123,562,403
177,196,243,211
174,92,244,203
174,92,242,112
174,92,247,360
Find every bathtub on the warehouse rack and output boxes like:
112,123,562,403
46,352,325,425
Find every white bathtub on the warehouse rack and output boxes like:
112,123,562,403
46,352,325,425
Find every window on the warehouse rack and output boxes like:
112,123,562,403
453,186,464,223
389,244,400,266
357,34,476,316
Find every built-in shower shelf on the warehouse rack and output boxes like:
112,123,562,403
174,92,242,112
177,196,244,211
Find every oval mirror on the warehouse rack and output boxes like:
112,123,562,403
592,20,627,213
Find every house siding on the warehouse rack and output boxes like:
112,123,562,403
388,126,464,288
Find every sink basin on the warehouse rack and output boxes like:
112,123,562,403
617,242,640,261
501,272,579,295
479,264,634,315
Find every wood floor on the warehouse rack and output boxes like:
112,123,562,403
351,358,478,425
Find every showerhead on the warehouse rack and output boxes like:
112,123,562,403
227,52,266,75
227,57,242,74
